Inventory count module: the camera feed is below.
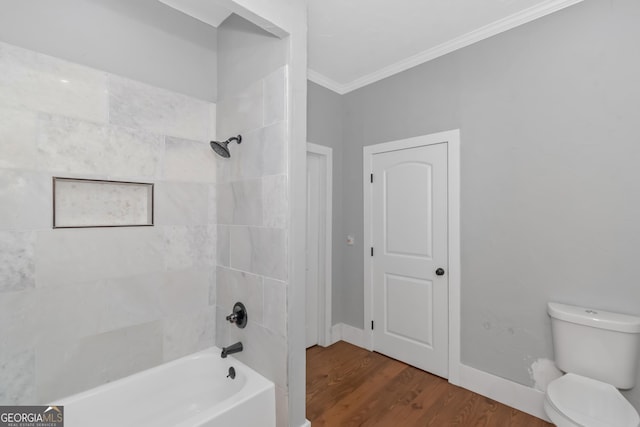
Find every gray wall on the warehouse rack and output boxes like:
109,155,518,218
0,0,217,101
309,0,640,408
307,81,345,324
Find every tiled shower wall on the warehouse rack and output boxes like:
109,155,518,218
0,41,218,404
215,65,289,425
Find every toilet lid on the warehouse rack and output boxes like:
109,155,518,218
547,374,640,427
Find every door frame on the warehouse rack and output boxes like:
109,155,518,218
363,129,461,384
307,142,333,347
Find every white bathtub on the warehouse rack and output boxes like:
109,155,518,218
53,347,275,427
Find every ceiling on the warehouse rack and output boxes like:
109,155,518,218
157,0,585,95
308,0,584,94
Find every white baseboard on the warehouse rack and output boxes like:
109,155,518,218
457,364,550,422
326,325,549,422
329,323,342,345
300,419,311,427
330,323,369,348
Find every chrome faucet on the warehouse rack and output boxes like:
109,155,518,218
221,342,243,358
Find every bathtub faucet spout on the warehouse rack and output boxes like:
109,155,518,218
221,342,243,358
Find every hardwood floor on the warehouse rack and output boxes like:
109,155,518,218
306,341,552,427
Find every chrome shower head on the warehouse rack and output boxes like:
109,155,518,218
210,135,242,158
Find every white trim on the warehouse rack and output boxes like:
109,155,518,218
307,69,346,95
363,130,461,380
341,324,367,349
329,324,342,345
156,0,233,28
447,135,462,385
329,323,368,349
306,143,333,348
308,0,585,94
458,364,550,422
300,420,311,427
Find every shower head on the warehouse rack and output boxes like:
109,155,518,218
210,135,242,158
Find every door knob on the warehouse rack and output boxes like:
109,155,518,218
435,268,445,276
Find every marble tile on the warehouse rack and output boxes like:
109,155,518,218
259,122,288,177
0,169,51,230
97,272,165,334
263,66,287,127
208,267,217,306
162,307,216,362
36,321,163,403
0,290,38,356
217,80,263,138
0,231,36,292
162,137,217,183
3,281,146,353
208,184,217,225
107,124,164,179
208,103,217,141
263,278,287,337
217,226,230,267
229,226,287,280
162,226,195,271
263,175,288,229
215,306,229,348
108,75,211,141
0,283,107,356
214,150,231,182
35,227,164,287
207,225,217,267
35,282,102,345
0,42,108,123
217,179,263,226
154,182,209,226
0,349,35,405
216,267,263,326
219,122,287,182
223,322,287,389
161,268,210,317
162,226,215,270
38,114,163,178
0,107,39,170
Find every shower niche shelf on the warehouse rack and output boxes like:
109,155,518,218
53,177,154,229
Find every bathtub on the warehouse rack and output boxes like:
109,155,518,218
53,347,275,427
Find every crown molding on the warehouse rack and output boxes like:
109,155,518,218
308,0,585,95
307,69,347,94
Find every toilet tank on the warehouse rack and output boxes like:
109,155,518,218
548,302,640,389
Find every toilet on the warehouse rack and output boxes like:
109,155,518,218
545,302,640,427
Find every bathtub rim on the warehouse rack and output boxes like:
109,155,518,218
51,345,275,425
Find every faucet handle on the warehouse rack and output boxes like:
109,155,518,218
226,302,247,328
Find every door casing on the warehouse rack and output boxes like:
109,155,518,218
363,129,461,384
306,142,333,347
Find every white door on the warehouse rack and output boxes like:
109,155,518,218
371,143,448,377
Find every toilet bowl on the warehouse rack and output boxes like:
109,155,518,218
546,302,640,427
544,373,639,427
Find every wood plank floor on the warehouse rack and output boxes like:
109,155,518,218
306,341,552,427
